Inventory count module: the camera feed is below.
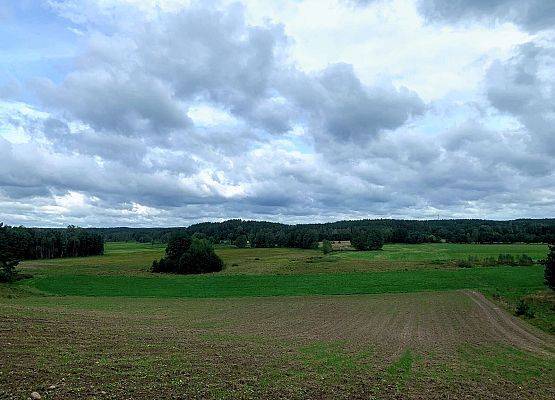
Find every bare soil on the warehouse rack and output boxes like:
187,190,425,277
1,291,553,399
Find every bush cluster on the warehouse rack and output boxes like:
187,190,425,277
515,299,535,318
455,253,536,268
152,235,224,275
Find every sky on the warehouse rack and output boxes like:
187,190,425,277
0,0,554,227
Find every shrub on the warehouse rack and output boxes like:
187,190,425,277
178,239,224,274
467,255,480,264
517,254,534,266
152,236,223,275
456,259,473,268
0,259,20,283
515,299,535,318
484,256,497,266
497,253,515,265
322,240,332,254
151,257,177,273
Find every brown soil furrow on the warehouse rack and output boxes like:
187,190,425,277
463,290,555,356
2,291,554,399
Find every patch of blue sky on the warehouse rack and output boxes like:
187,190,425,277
0,1,81,87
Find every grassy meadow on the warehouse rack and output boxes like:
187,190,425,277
1,242,554,399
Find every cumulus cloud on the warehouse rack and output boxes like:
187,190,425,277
35,2,425,144
281,63,425,143
0,0,554,226
35,4,292,138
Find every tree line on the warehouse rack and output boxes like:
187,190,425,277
0,224,104,260
88,218,555,247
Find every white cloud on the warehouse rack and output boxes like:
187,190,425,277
187,104,238,127
0,0,553,226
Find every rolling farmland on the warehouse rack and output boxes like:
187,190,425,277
1,242,554,399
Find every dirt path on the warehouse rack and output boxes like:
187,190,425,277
464,290,555,356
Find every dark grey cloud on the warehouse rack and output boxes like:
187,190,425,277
36,73,192,137
417,0,555,32
282,63,425,143
35,4,291,138
42,118,150,166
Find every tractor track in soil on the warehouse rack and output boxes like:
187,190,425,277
463,290,554,356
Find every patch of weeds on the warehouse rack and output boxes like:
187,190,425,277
384,349,416,390
299,342,357,374
456,259,473,268
457,344,552,385
258,341,373,393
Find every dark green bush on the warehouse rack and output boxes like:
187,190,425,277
484,256,497,266
515,299,535,318
497,253,515,265
456,259,473,268
151,235,223,275
178,239,223,274
0,260,19,283
517,254,534,266
322,240,332,254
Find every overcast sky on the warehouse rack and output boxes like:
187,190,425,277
0,0,554,227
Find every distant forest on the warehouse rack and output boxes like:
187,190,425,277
89,219,555,247
2,219,554,261
0,224,104,260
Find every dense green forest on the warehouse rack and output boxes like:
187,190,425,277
88,219,555,247
3,220,552,258
0,224,104,260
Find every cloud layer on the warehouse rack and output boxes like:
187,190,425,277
0,0,554,226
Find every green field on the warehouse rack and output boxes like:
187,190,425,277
21,265,546,298
2,242,554,399
19,242,550,276
337,243,548,262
